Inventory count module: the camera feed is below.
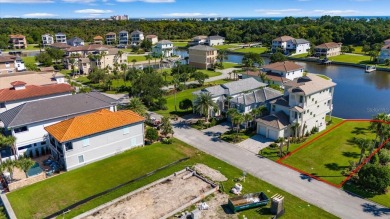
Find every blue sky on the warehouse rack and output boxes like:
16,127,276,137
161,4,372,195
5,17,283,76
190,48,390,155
0,0,388,19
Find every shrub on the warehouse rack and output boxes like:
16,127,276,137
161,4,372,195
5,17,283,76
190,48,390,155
162,138,172,144
310,127,319,134
358,164,390,194
370,153,379,165
379,149,390,165
270,143,278,148
145,128,158,142
209,118,217,127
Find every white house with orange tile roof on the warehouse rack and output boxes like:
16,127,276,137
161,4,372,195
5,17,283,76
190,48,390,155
271,36,310,55
45,109,144,170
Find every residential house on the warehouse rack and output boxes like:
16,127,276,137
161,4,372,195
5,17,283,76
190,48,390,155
55,33,67,44
271,36,310,55
49,42,71,50
378,39,390,63
42,34,54,46
189,36,208,46
118,30,129,45
93,36,104,44
314,42,342,57
146,35,158,45
0,82,73,113
152,40,174,57
0,93,117,158
130,30,144,45
106,32,116,45
207,35,225,46
256,74,336,140
67,37,85,47
45,109,144,170
0,55,26,74
111,15,128,20
77,58,91,74
0,71,65,89
9,35,27,49
188,45,217,69
192,78,267,117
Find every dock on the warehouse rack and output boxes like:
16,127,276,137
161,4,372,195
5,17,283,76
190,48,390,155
365,65,376,73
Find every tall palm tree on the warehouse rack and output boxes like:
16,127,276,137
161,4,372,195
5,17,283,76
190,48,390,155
244,113,253,130
369,113,389,154
355,138,371,165
162,71,169,82
291,122,300,138
116,50,124,63
172,74,181,112
101,51,107,69
232,113,244,133
217,49,228,67
0,135,10,163
278,137,285,157
227,108,238,130
145,54,153,72
3,136,17,160
194,92,218,122
120,63,128,81
17,155,35,178
3,158,16,181
127,97,147,117
258,71,268,83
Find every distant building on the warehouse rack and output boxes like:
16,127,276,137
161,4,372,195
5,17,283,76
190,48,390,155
271,36,310,55
189,45,217,69
152,40,174,57
42,34,54,46
55,33,67,44
0,55,26,74
111,15,128,20
314,42,342,57
9,35,27,49
378,39,390,63
146,35,158,45
130,30,144,46
67,37,85,47
118,30,129,45
48,42,71,50
207,36,225,46
45,109,144,170
189,35,208,46
106,32,116,45
93,36,103,45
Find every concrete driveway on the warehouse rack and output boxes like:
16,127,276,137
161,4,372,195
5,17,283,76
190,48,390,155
236,134,273,154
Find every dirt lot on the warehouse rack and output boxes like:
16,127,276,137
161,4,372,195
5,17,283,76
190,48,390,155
84,170,212,219
194,163,228,182
198,192,238,219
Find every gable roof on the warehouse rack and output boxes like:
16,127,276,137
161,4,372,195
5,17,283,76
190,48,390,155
67,37,84,43
49,42,71,49
0,92,116,128
189,45,217,51
273,36,294,42
270,95,290,107
293,39,310,44
262,61,304,73
256,111,290,130
222,78,267,95
315,42,342,49
9,34,25,39
192,35,208,41
230,87,283,106
131,30,143,35
284,73,336,95
0,83,73,103
106,32,116,36
94,36,103,40
0,55,16,63
45,109,144,143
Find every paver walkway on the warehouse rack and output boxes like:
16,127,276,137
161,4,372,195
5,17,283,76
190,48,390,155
172,119,390,219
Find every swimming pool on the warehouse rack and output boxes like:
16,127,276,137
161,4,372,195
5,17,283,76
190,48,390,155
27,162,43,177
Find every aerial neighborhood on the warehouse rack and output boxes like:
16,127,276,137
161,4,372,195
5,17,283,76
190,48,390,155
0,9,389,219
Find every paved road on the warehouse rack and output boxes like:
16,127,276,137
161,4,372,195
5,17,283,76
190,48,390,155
172,120,390,219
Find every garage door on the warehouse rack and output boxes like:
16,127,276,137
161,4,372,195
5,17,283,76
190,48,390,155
268,129,279,140
258,125,267,136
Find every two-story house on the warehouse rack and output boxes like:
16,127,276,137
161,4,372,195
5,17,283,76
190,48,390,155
45,109,144,170
152,40,174,57
189,36,208,46
55,33,67,44
271,36,310,55
0,55,26,74
67,37,85,47
378,39,390,63
106,32,116,45
256,74,336,140
130,30,144,46
93,36,103,45
42,34,54,46
9,35,27,49
314,42,342,57
189,45,217,69
0,81,73,113
146,35,158,45
207,36,225,46
0,93,117,159
118,30,129,45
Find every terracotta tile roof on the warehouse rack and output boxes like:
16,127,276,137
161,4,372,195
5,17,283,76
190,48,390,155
0,55,16,63
262,61,304,73
65,44,112,52
315,42,342,49
9,34,25,39
49,42,71,49
273,35,294,42
106,32,116,35
245,70,290,83
45,109,144,142
146,35,157,38
256,111,290,130
0,83,73,102
10,81,26,86
0,72,60,89
94,36,103,40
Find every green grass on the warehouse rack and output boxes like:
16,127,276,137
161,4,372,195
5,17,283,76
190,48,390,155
222,62,242,69
291,53,309,58
221,129,257,143
172,41,189,47
198,69,221,77
7,139,337,219
343,183,390,208
213,44,237,50
261,117,343,161
281,121,375,185
329,54,371,64
21,56,36,65
317,74,331,80
127,55,147,62
234,47,268,54
351,46,365,55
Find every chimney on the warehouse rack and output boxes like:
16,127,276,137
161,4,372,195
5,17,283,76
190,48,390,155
11,81,26,90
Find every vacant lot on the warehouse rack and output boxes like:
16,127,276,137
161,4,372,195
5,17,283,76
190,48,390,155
234,47,268,54
127,55,147,62
281,121,375,185
329,54,371,64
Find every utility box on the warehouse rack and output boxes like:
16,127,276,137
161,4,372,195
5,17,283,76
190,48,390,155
270,194,285,216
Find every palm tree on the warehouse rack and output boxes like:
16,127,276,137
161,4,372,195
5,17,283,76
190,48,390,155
355,138,371,165
228,71,232,79
17,155,35,178
301,123,307,139
160,116,174,137
244,113,253,130
291,122,300,138
232,113,244,133
3,158,16,181
127,98,147,117
131,59,137,68
116,50,124,63
145,54,153,72
278,137,285,157
217,49,228,67
69,58,76,74
172,74,181,112
250,105,267,126
120,63,128,81
162,71,169,82
369,113,389,154
227,108,238,130
101,51,107,69
3,136,17,160
258,71,268,83
0,135,10,163
194,92,218,122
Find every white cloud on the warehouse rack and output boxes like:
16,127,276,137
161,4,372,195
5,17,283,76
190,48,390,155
62,0,96,3
74,9,113,14
0,0,53,3
23,13,57,18
255,9,302,15
162,12,218,17
313,9,358,15
116,0,175,3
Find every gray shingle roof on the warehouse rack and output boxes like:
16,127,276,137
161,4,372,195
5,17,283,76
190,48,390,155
119,30,128,34
0,92,116,128
157,40,173,45
189,45,217,51
131,30,143,35
256,111,290,129
208,35,225,40
293,39,310,44
230,87,283,106
271,96,290,107
222,78,266,95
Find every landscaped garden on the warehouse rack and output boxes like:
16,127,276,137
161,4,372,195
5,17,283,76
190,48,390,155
7,139,337,219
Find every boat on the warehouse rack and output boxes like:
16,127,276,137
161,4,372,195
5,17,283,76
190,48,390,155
365,65,376,73
227,192,269,213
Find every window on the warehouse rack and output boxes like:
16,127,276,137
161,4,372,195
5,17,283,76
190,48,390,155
78,155,84,163
299,96,303,103
0,102,5,108
82,138,90,147
272,105,276,112
14,126,28,133
41,141,47,145
312,98,314,101
123,127,129,135
65,142,73,151
18,145,32,150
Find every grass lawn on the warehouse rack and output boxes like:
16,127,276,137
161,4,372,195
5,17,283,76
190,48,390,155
329,54,371,64
351,46,365,55
127,55,147,62
213,44,238,50
172,41,189,47
198,69,221,77
291,53,309,58
7,139,337,219
21,56,36,65
343,183,390,208
221,129,257,143
222,62,242,69
281,121,375,185
234,47,268,54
